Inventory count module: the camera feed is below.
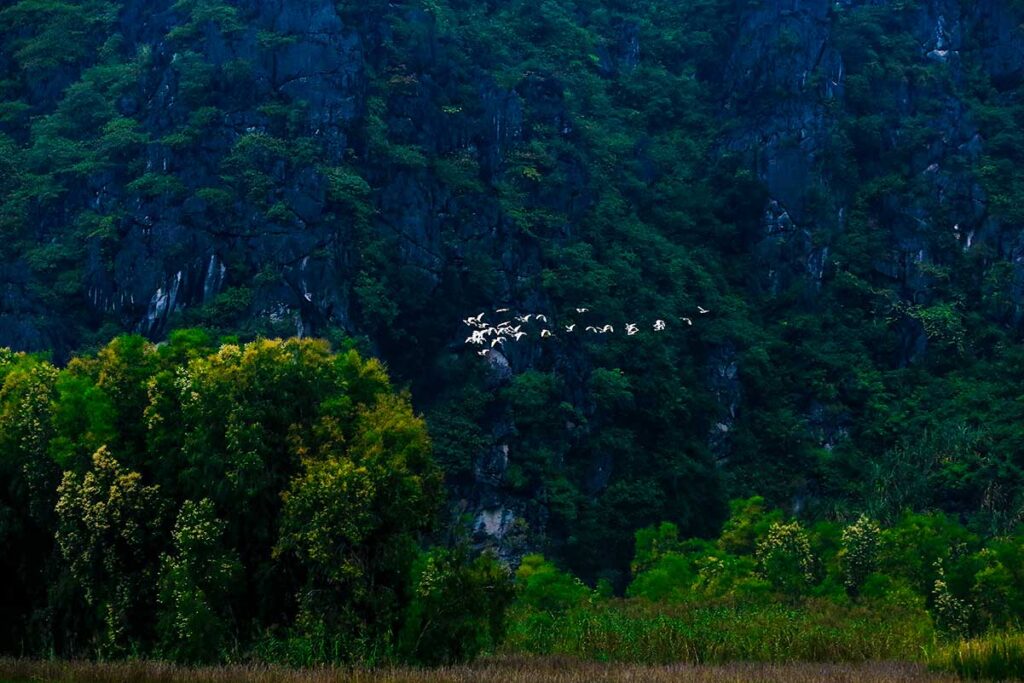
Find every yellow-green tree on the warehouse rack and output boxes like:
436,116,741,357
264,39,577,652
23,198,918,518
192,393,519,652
275,391,443,659
54,447,166,655
157,498,240,663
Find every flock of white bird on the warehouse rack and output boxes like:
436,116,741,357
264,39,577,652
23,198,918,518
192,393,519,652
463,306,710,356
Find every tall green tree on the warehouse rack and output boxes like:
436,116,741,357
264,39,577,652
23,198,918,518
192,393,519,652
55,446,166,655
157,498,240,663
275,391,443,658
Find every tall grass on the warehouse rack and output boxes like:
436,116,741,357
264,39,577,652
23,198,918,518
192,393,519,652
0,656,961,683
503,599,934,665
929,632,1024,681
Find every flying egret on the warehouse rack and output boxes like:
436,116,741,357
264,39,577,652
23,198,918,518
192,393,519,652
576,308,589,313
653,320,666,331
477,349,490,357
565,324,576,332
682,317,693,326
585,326,599,333
600,325,614,333
626,323,638,336
514,331,527,340
516,314,532,323
491,337,506,347
496,307,510,313
535,314,548,323
540,329,552,338
697,306,710,314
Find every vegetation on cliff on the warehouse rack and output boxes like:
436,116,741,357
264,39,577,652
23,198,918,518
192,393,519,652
1,0,1023,586
2,0,1024,674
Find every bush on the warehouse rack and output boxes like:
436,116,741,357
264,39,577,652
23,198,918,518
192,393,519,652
756,521,818,598
841,515,881,597
398,547,515,664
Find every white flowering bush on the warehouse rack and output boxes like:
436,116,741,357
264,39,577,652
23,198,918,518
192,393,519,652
840,514,880,596
755,521,817,597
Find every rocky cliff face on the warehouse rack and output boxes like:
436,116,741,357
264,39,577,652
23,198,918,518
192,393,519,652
2,0,1022,577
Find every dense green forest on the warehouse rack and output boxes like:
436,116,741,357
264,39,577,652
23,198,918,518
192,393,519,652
1,0,1024,673
0,334,511,663
1,0,1022,585
0,333,1022,673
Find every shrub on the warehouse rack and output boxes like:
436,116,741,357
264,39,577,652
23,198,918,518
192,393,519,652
756,521,818,597
841,515,881,597
398,547,515,664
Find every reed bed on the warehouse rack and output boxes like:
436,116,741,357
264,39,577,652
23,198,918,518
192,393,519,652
503,600,933,664
929,632,1024,681
0,657,962,683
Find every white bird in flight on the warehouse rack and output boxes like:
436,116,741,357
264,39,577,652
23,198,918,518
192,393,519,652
698,306,710,314
466,309,687,351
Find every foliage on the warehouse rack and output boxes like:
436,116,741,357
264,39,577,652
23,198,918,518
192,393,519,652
513,554,591,614
274,392,442,655
2,0,1024,668
398,547,515,665
929,631,1024,681
0,0,1022,599
620,503,1023,641
840,515,880,597
755,521,818,598
157,499,241,663
504,598,933,665
55,446,165,655
0,334,456,663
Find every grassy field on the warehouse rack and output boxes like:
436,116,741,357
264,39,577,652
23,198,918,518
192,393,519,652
0,658,971,683
502,600,933,664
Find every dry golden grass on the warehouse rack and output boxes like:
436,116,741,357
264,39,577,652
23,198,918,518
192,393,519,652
0,657,965,683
